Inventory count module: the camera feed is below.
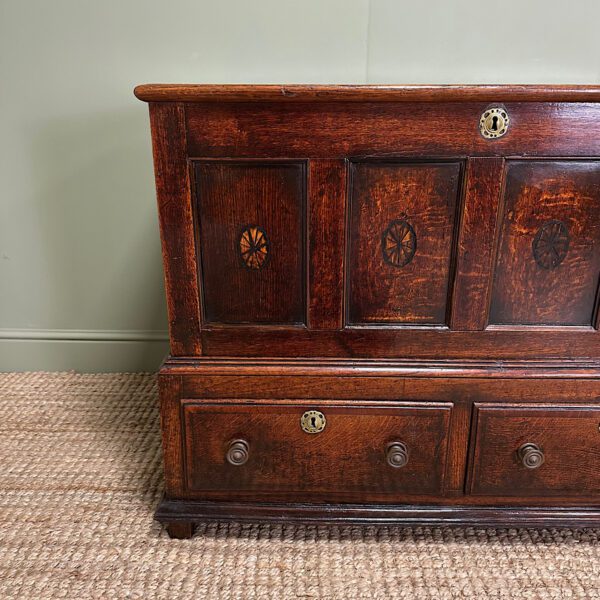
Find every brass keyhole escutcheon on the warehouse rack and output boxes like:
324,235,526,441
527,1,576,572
480,107,509,139
300,410,326,434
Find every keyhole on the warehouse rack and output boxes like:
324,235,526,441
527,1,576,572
480,108,509,139
311,416,317,428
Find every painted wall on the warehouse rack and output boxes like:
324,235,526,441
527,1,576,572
1,0,599,371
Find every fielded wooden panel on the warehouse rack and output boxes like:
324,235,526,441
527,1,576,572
182,400,452,498
490,161,600,326
469,404,600,496
347,161,462,325
193,161,306,325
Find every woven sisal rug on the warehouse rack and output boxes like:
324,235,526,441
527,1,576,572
0,372,598,599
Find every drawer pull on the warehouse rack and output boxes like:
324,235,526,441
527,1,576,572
518,443,545,469
226,439,250,466
386,441,409,468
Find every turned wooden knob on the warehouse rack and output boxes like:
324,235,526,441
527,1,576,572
518,443,545,469
226,439,249,466
386,441,409,468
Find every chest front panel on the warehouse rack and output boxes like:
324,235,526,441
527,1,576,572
490,160,600,327
194,161,306,326
347,161,462,325
151,99,600,359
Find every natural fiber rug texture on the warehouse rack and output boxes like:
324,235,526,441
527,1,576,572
0,373,599,599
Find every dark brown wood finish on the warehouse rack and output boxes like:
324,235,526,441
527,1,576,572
138,85,600,536
135,84,600,103
199,327,600,359
193,161,306,325
308,160,346,329
450,157,505,330
148,104,201,355
156,500,600,538
182,401,451,499
490,161,600,326
469,404,600,496
184,102,600,158
165,521,195,540
174,368,600,399
157,374,184,497
347,162,461,325
165,356,600,379
444,401,472,494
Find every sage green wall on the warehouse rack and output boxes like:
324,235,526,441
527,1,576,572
1,0,599,372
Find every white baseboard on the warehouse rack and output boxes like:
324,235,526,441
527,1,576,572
0,329,170,372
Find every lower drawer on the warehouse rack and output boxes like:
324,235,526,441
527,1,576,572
181,400,452,497
469,404,600,496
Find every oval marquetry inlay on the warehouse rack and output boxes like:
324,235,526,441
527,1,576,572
532,220,570,269
381,219,417,268
239,225,270,270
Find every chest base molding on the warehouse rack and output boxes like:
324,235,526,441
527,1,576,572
156,498,600,539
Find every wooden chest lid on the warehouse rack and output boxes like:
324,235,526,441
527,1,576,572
134,84,600,103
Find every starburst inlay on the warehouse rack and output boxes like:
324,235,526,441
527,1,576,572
239,225,270,270
532,220,570,269
381,219,417,268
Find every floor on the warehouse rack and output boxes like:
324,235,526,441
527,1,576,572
0,372,598,599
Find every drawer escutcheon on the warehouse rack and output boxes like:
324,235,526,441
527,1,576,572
480,107,509,139
300,410,326,434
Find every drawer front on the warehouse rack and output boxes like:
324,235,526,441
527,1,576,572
347,161,462,325
470,404,600,496
182,401,452,497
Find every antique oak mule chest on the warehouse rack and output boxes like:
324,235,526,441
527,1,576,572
135,84,600,538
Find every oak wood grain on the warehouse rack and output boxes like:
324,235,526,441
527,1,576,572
135,84,600,103
182,400,452,499
347,161,461,324
148,103,202,355
184,102,600,158
177,373,600,403
157,374,185,497
490,160,600,326
308,160,346,329
142,85,600,529
469,404,600,496
199,326,600,359
450,157,505,330
164,355,600,379
193,161,306,325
